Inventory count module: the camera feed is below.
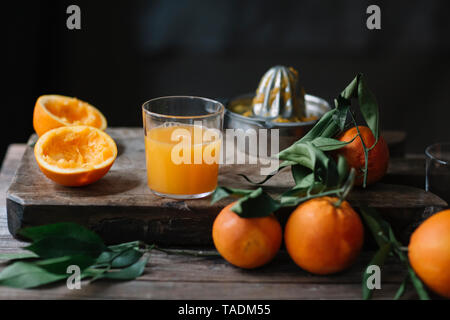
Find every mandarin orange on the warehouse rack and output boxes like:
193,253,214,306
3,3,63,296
212,202,282,269
408,210,450,298
284,197,364,275
336,126,389,186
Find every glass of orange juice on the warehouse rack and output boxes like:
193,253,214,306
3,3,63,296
142,96,224,199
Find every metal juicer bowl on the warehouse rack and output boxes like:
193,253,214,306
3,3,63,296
224,93,331,156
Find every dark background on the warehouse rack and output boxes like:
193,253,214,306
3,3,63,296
4,0,450,162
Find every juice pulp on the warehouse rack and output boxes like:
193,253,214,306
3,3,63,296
145,124,221,196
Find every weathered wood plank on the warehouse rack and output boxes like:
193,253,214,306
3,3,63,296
0,250,417,300
0,250,405,285
0,145,28,252
0,144,26,184
382,131,407,157
0,281,418,300
385,156,425,189
0,142,424,299
5,129,446,245
126,251,409,284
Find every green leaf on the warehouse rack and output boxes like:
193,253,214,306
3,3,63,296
0,261,67,289
336,74,381,187
323,155,339,189
393,276,408,300
19,222,103,245
279,141,340,189
107,241,141,252
339,168,356,202
406,263,430,300
0,224,153,288
224,74,381,194
299,108,342,142
278,182,314,199
291,165,312,186
279,190,326,207
337,155,349,185
332,96,350,130
210,187,232,204
210,187,281,218
280,168,355,207
214,74,383,218
210,187,254,204
340,75,359,100
360,207,430,300
231,188,281,218
278,142,316,169
362,243,392,300
19,223,106,260
95,251,116,265
34,255,96,274
359,206,390,248
0,252,38,261
25,236,105,259
388,226,403,249
311,137,352,151
102,255,149,280
81,268,104,279
357,75,379,141
293,171,315,190
111,248,143,268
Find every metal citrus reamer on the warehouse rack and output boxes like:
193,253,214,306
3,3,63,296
252,65,306,120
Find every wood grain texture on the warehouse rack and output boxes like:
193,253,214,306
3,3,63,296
0,246,419,300
385,156,425,189
0,141,435,300
6,129,446,245
0,281,419,300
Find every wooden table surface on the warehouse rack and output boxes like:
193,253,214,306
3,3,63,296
7,129,443,247
0,144,423,299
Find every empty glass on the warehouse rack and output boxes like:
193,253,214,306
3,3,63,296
425,142,450,203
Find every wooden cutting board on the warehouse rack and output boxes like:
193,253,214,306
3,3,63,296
6,128,447,246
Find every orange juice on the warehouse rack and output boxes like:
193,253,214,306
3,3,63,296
145,124,221,196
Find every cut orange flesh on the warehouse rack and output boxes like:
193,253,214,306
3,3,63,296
33,95,107,136
34,126,117,186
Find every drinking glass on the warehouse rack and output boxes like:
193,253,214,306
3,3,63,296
425,142,450,203
142,96,224,199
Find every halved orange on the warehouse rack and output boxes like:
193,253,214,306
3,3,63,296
34,126,117,186
33,95,107,136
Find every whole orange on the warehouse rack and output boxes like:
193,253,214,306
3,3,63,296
408,210,450,298
284,197,364,275
212,202,282,269
336,126,389,186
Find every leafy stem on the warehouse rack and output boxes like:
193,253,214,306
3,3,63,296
348,110,374,188
88,264,111,283
359,207,430,300
153,246,221,257
334,168,355,207
214,74,381,218
0,224,222,289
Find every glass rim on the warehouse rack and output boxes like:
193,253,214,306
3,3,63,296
425,142,450,165
142,95,224,120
